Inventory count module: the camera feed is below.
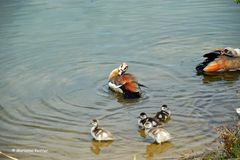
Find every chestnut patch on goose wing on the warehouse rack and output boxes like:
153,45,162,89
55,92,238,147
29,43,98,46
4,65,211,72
123,82,139,92
121,73,138,83
111,73,140,92
111,73,137,85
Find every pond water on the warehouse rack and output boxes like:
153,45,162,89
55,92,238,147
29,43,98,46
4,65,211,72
0,0,240,159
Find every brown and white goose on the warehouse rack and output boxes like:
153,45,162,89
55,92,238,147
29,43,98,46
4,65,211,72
108,63,143,98
196,47,240,73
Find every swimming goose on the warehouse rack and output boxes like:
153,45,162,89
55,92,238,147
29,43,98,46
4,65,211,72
108,63,142,98
90,119,114,141
144,121,172,144
196,47,240,73
137,112,161,129
155,105,171,122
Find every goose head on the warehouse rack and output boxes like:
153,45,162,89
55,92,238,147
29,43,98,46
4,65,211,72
118,63,128,75
144,121,153,129
161,105,168,111
90,119,99,127
222,47,240,57
138,112,147,120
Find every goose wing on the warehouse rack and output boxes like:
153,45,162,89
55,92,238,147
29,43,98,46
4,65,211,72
95,127,114,140
111,73,140,92
203,49,221,60
204,55,240,72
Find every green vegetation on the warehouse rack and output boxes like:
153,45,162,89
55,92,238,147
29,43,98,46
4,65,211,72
202,125,240,160
235,0,240,4
180,124,240,160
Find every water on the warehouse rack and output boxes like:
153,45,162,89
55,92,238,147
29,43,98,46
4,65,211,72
0,0,240,159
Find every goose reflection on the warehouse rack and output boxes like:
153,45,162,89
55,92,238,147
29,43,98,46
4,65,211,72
90,139,113,155
199,71,240,83
108,89,144,105
138,128,147,138
145,142,174,160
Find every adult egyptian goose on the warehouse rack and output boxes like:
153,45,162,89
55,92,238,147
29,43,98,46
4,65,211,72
196,47,240,73
90,119,114,141
108,63,142,98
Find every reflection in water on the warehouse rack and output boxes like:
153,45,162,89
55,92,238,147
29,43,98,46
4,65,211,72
138,129,147,138
145,142,174,160
200,71,240,83
237,90,240,97
90,140,113,155
108,89,143,105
